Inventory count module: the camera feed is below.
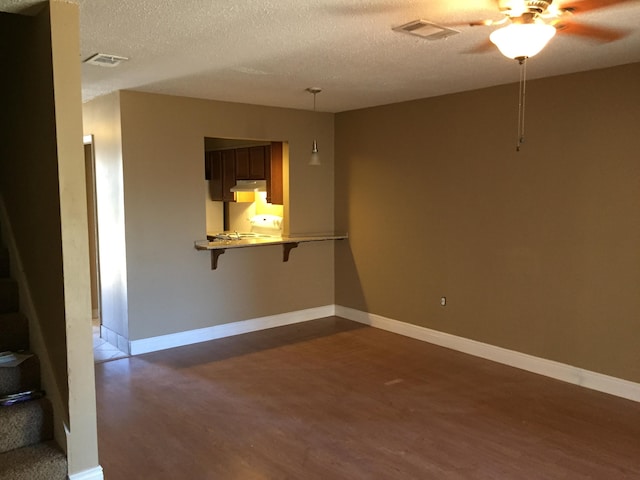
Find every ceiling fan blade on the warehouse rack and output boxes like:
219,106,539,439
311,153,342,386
468,19,497,26
464,39,497,54
558,0,636,14
555,20,629,41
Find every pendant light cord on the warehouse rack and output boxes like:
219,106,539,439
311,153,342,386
516,57,527,152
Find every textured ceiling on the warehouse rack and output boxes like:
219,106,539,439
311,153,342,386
2,0,640,112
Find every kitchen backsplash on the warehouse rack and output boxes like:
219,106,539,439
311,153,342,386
217,191,284,233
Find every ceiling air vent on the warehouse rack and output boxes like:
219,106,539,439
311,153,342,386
393,20,460,41
83,53,129,68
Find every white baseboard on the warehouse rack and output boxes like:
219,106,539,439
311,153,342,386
68,466,104,480
336,305,640,403
100,323,130,355
127,303,640,403
129,305,336,355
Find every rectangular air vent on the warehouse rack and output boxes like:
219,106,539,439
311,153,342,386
393,20,460,41
83,53,129,68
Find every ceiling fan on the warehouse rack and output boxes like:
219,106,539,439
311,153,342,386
392,1,632,150
469,0,632,59
462,0,632,151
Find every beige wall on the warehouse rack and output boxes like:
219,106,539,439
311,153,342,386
335,63,640,383
84,143,100,317
91,91,335,341
1,1,99,475
49,2,100,474
83,92,129,340
0,4,68,412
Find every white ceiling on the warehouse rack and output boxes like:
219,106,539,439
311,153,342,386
2,0,640,112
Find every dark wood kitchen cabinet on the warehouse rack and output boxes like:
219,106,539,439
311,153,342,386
204,152,212,180
221,150,236,202
206,142,283,205
207,150,236,202
267,142,283,205
235,146,267,180
236,143,283,205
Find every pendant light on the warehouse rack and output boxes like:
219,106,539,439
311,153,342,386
306,87,322,166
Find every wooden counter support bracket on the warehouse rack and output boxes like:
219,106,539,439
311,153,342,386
283,243,299,262
211,249,226,270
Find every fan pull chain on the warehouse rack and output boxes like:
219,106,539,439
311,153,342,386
516,57,527,152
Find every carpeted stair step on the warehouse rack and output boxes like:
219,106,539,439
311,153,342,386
0,312,30,352
0,354,40,396
0,440,67,479
0,398,53,453
0,278,18,314
0,247,8,277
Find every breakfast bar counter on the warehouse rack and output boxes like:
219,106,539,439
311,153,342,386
194,234,348,269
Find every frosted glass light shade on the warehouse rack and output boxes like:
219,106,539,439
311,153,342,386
309,152,320,166
310,139,320,166
490,23,556,59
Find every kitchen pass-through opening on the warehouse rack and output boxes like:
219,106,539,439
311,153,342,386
203,137,287,237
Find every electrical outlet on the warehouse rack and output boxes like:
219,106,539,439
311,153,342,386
440,296,446,306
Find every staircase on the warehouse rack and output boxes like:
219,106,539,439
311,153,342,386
0,241,67,479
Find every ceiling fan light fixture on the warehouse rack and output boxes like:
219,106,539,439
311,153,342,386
489,22,556,59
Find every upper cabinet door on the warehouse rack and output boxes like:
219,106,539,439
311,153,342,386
208,151,222,201
221,149,236,202
236,146,267,180
204,151,212,181
235,147,250,179
248,146,267,179
267,142,283,205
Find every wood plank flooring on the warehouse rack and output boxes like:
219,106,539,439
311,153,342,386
95,317,640,479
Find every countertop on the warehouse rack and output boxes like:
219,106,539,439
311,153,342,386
194,233,348,251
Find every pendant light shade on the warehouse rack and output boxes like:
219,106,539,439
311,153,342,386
489,23,556,59
310,140,320,165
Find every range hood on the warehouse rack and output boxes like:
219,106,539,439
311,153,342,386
230,179,267,192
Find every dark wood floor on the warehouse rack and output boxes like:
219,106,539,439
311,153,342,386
95,317,640,479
